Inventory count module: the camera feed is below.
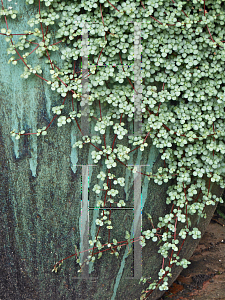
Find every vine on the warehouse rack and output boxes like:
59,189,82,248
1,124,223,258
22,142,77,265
1,0,225,298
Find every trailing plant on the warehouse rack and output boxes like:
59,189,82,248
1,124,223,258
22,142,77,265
1,0,225,298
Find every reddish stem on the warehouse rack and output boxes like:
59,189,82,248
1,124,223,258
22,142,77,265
140,1,146,9
107,0,119,12
49,40,63,47
206,25,215,42
100,3,104,26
